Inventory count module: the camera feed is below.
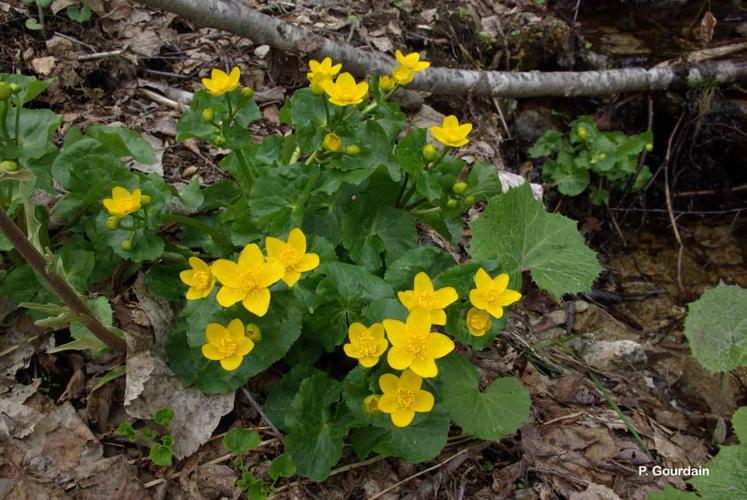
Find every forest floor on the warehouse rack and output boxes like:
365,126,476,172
1,0,746,498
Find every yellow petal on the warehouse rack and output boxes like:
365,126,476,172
457,122,473,137
427,332,455,359
131,188,142,207
287,228,306,253
430,126,446,145
415,61,430,72
343,343,361,359
406,309,432,336
410,357,438,378
413,272,433,294
202,343,223,360
265,237,285,259
242,288,271,316
412,390,434,412
282,270,302,288
430,309,446,326
189,257,209,272
399,369,422,390
235,337,255,356
180,269,195,286
309,59,321,72
102,198,118,214
469,290,489,310
475,268,492,289
375,338,389,357
205,323,226,345
387,346,412,370
377,393,397,413
443,115,459,128
359,356,379,368
492,273,509,293
498,289,522,306
227,318,245,340
486,304,504,320
260,259,285,287
111,186,130,199
211,260,242,288
370,323,385,340
238,244,265,268
433,287,458,308
395,49,406,66
348,322,368,343
220,354,243,371
391,409,415,427
379,373,399,394
383,319,406,345
211,68,227,80
398,290,416,309
228,66,240,86
296,253,319,273
216,286,246,308
186,286,210,300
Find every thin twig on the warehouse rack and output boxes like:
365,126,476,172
77,49,124,61
0,208,126,352
663,113,686,295
240,387,282,437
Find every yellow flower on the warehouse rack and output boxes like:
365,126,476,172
265,228,320,287
469,268,522,320
201,318,254,371
430,115,472,148
323,132,342,153
343,322,388,368
383,309,454,378
378,369,434,427
202,67,241,96
102,186,142,217
395,49,430,73
466,307,492,336
245,323,262,342
211,244,284,316
397,272,458,325
307,57,342,95
179,257,216,300
392,65,415,86
322,72,369,106
379,75,395,92
363,395,381,414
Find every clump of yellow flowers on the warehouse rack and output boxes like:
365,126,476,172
179,228,320,371
344,270,520,427
102,186,152,250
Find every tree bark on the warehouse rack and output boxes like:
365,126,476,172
135,0,747,97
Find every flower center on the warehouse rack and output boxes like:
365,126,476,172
239,271,259,291
395,389,416,409
217,337,237,357
483,287,503,305
415,291,436,310
470,313,490,330
193,271,211,290
357,336,379,356
404,335,427,356
280,248,302,268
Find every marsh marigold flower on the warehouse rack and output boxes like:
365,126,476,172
201,319,254,371
103,186,142,217
431,115,472,148
379,75,395,92
322,72,369,106
466,307,492,336
469,268,521,320
265,228,320,287
397,272,457,325
343,322,388,368
180,257,216,300
363,395,381,414
323,132,342,153
202,67,241,96
307,57,342,95
395,50,430,73
211,243,284,316
383,309,454,378
378,369,434,427
392,66,415,86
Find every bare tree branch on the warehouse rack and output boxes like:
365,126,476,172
136,0,747,97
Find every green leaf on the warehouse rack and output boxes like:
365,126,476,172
59,246,95,292
154,408,175,427
683,283,747,373
469,183,601,297
145,264,187,302
394,128,427,177
690,445,747,499
48,296,114,357
528,130,564,158
647,486,699,499
466,161,504,200
265,365,324,432
248,170,311,235
67,4,92,22
341,204,417,271
438,353,530,440
179,177,204,210
268,453,297,481
149,444,173,467
0,73,52,104
285,373,346,481
373,406,451,463
283,88,328,150
223,428,261,454
445,300,507,350
383,246,455,291
308,263,393,350
85,125,156,164
733,407,747,443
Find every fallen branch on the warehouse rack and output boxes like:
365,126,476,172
135,0,747,97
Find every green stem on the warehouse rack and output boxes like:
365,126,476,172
399,183,418,209
288,146,301,165
163,213,233,253
394,173,410,208
411,206,441,216
304,150,319,166
360,101,378,116
14,94,21,145
322,98,332,128
0,101,10,142
425,147,450,172
234,148,254,192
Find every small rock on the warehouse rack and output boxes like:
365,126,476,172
514,107,561,144
545,309,567,326
583,340,647,371
254,45,271,58
45,36,75,58
573,300,590,313
182,166,198,178
31,56,57,76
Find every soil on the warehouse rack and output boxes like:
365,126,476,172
1,0,746,498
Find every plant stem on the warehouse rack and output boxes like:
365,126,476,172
394,173,409,208
288,146,301,165
411,206,441,216
0,206,127,352
399,183,418,209
234,149,254,191
0,101,10,142
425,147,450,171
14,95,21,145
162,213,233,253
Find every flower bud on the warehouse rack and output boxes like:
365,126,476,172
246,323,262,342
599,153,606,160
240,87,255,99
577,127,587,140
452,182,468,195
363,395,380,414
422,144,438,161
0,82,11,101
121,240,133,251
214,134,226,146
464,195,476,206
446,198,458,209
0,160,19,172
379,75,395,92
141,194,152,205
345,144,360,156
323,132,342,153
9,83,20,94
106,216,119,230
202,108,215,123
645,143,653,152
